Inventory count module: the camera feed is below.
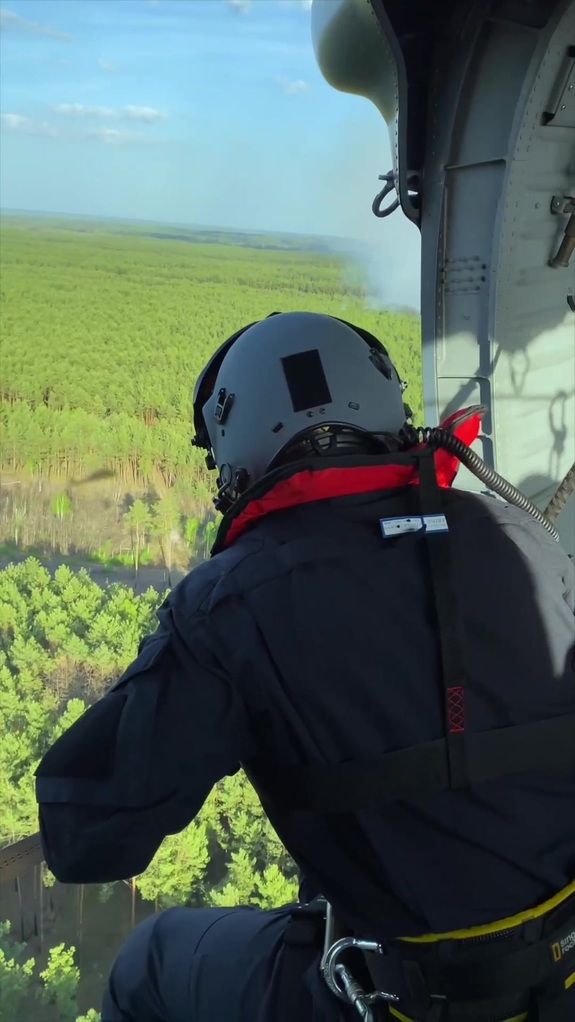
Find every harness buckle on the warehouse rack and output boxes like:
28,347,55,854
320,903,400,1021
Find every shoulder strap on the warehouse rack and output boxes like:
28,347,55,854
243,446,575,814
418,448,469,789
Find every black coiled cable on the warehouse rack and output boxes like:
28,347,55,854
409,425,560,542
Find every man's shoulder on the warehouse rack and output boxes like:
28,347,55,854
447,488,549,533
168,530,267,619
447,489,574,586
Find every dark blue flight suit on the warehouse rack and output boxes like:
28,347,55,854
101,902,341,1022
35,456,575,1022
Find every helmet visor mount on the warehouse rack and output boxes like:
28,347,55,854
192,313,285,461
192,323,254,458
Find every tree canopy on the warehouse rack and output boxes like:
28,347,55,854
0,920,101,1022
0,558,299,903
0,215,424,1019
0,219,423,487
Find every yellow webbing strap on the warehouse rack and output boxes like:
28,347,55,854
384,880,575,1019
389,1011,527,1022
399,878,575,944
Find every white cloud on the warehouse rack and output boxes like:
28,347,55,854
0,112,60,138
98,57,119,73
277,76,308,96
226,0,252,13
53,103,115,118
52,104,168,123
1,112,32,131
87,127,144,145
0,6,72,41
125,105,167,123
278,0,313,9
225,0,311,12
1,110,151,145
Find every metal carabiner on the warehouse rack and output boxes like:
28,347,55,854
334,962,380,1021
320,907,400,1021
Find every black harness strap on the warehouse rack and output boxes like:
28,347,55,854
245,712,575,813
371,893,575,1019
244,445,575,813
274,898,575,1022
418,448,470,789
391,929,575,1002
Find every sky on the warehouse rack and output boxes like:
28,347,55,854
0,0,420,307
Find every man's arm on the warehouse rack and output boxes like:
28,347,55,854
35,603,255,884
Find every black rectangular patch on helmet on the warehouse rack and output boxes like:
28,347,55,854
281,349,332,412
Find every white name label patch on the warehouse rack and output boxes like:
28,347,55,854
379,514,449,539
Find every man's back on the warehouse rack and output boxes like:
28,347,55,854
35,309,575,1021
190,485,575,939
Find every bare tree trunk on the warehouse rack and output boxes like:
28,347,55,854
15,875,24,940
131,877,136,930
38,865,44,951
77,884,85,959
134,531,140,582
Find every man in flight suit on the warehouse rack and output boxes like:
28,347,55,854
35,312,575,1022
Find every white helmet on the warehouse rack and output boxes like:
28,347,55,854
193,311,409,510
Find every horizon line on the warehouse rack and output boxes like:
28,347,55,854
0,206,368,248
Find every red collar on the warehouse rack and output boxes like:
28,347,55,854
221,410,481,550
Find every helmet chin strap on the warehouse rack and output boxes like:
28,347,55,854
214,465,250,513
213,425,412,513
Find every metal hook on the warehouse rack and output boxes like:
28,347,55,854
372,171,400,218
335,963,377,1021
320,923,400,1022
372,170,421,219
